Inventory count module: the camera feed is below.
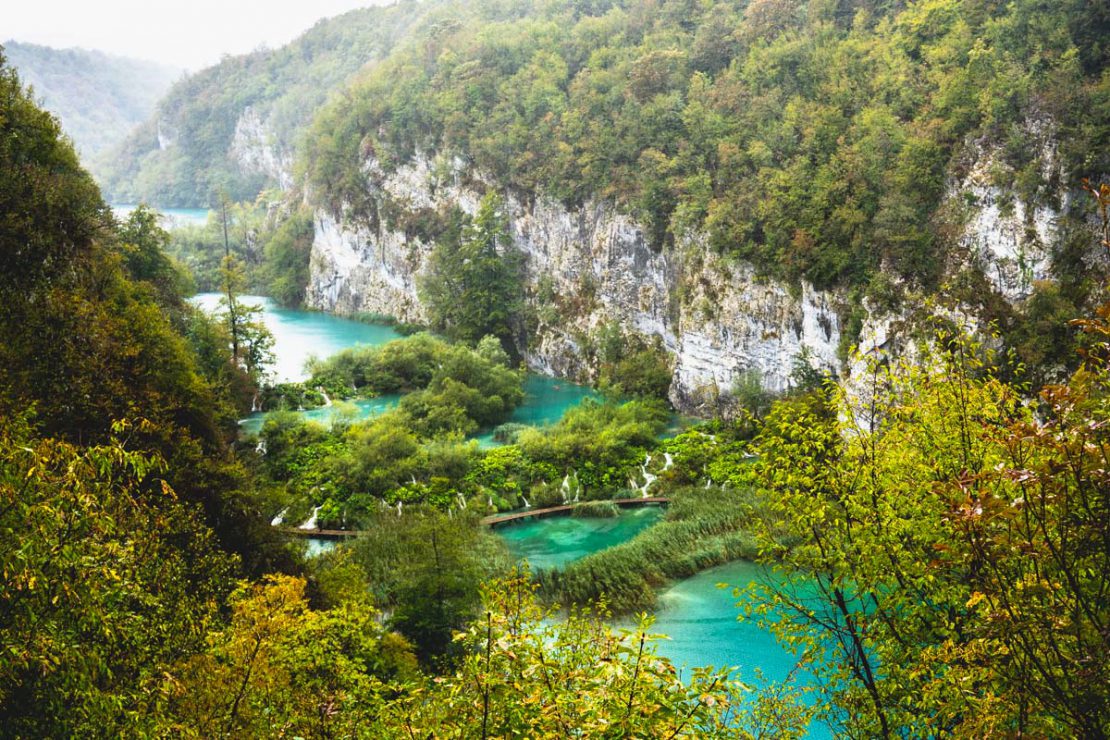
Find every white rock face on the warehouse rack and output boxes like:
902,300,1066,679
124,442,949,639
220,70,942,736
306,153,845,412
229,107,293,190
954,124,1062,301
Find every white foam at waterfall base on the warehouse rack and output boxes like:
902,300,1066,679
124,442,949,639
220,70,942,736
271,507,287,527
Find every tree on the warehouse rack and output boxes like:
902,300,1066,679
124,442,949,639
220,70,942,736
217,246,274,386
0,415,235,737
746,328,1110,737
420,193,525,351
160,575,416,737
382,573,810,738
348,508,496,665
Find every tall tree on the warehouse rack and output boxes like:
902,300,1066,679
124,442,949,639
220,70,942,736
420,193,524,351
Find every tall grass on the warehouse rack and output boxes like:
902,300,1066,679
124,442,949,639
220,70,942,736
536,486,767,614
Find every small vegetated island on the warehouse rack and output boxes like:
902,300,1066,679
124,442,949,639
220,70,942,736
3,0,1110,736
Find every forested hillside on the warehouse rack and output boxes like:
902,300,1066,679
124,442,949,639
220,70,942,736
304,0,1109,292
95,0,439,207
3,0,1110,727
4,41,179,159
104,1,1110,400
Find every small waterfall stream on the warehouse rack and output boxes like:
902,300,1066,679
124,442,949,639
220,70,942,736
299,506,322,530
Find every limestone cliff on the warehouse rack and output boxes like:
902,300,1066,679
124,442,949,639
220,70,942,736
306,153,844,413
305,129,1078,414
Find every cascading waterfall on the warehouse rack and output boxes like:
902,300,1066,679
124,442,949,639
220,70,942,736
318,387,333,407
638,453,657,498
561,473,571,504
662,452,674,471
456,492,468,510
251,393,261,412
520,492,531,509
270,507,287,527
299,506,322,530
256,438,267,455
396,501,403,516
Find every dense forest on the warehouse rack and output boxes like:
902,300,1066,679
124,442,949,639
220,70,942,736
3,0,1110,735
4,41,179,159
304,0,1108,292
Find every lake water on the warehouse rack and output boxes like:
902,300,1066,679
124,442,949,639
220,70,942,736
189,293,598,438
191,293,401,383
495,516,827,737
497,506,663,571
112,204,212,229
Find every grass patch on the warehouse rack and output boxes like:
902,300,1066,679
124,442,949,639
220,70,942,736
571,501,620,518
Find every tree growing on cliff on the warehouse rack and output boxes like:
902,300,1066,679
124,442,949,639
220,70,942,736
420,193,524,352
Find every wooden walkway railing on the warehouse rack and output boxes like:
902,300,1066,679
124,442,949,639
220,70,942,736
280,497,671,539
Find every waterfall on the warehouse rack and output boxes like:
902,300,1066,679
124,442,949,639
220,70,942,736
662,452,674,471
251,393,261,412
488,495,494,509
705,478,713,489
520,492,531,509
299,506,322,530
396,501,403,517
638,452,657,498
456,492,468,510
255,438,267,455
270,507,287,527
561,473,571,504
318,387,333,407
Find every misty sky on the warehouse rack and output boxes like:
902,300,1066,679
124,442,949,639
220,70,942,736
4,0,391,71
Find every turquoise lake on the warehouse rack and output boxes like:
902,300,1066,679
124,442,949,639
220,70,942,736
497,506,664,571
189,294,598,437
191,293,402,384
494,516,828,738
112,204,212,228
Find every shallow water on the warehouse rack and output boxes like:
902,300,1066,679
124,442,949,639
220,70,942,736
497,506,663,571
472,374,599,446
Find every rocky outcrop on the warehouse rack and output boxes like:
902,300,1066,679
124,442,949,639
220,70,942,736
306,154,845,412
229,107,293,190
952,120,1065,301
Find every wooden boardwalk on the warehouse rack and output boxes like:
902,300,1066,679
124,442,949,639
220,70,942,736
281,497,671,538
481,497,670,527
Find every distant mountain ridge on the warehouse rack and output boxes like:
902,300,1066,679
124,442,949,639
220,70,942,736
3,41,180,160
94,0,440,208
